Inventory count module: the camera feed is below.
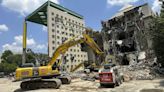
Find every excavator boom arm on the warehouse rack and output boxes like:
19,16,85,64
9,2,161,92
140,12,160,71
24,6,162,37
48,34,103,67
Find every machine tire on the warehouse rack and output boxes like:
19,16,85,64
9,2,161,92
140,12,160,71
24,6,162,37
100,83,104,87
111,84,116,88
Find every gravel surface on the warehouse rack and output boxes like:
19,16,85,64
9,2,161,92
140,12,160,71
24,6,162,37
0,78,164,92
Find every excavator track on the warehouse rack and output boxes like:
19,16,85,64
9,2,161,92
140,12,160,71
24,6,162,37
20,79,61,90
59,76,71,84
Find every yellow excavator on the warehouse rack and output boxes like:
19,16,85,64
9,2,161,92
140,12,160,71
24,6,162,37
15,20,103,90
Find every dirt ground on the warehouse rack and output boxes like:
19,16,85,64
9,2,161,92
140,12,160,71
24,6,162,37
0,78,164,92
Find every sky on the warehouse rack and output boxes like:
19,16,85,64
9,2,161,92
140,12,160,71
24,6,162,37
0,0,162,54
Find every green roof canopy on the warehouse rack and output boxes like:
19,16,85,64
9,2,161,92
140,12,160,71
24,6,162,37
25,1,83,26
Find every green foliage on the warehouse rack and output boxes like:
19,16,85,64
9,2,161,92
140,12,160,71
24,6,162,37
0,50,18,74
0,50,49,74
1,50,13,63
152,3,164,67
0,63,17,74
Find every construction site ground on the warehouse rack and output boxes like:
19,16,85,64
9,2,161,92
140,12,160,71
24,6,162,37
0,78,164,92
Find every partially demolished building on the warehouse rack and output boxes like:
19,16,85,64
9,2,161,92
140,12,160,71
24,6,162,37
101,4,155,65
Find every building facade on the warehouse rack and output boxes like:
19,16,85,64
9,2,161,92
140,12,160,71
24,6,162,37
101,4,155,64
47,2,88,71
25,1,88,71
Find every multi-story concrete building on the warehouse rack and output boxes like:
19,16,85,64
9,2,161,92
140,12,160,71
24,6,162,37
101,3,155,64
25,1,88,71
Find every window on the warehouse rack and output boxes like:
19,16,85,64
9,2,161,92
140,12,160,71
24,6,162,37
52,41,55,44
66,33,68,35
57,36,60,39
57,42,60,44
52,18,54,21
67,65,69,68
56,14,59,17
52,23,54,26
52,47,55,50
61,16,63,19
65,17,67,20
57,30,59,33
52,12,54,15
57,25,59,28
52,29,55,32
52,35,55,38
61,26,63,29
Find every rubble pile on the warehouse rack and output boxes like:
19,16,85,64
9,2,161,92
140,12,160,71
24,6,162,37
70,71,99,81
119,58,158,81
70,71,86,79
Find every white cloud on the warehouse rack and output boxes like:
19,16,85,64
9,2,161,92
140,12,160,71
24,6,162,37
2,35,47,53
107,0,139,6
2,43,22,53
152,0,162,14
0,24,8,32
42,26,47,32
36,44,46,50
14,35,36,46
1,0,60,16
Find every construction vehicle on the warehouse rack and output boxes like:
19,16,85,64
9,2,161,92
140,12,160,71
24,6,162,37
15,20,103,90
99,63,123,87
70,60,103,73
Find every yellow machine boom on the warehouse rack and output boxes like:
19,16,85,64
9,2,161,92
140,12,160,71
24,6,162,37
15,20,103,90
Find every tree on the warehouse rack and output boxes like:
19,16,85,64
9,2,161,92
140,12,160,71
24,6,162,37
0,49,49,74
1,50,13,63
152,1,164,67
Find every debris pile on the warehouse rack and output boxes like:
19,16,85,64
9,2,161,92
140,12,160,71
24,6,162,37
70,71,99,81
119,58,159,81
